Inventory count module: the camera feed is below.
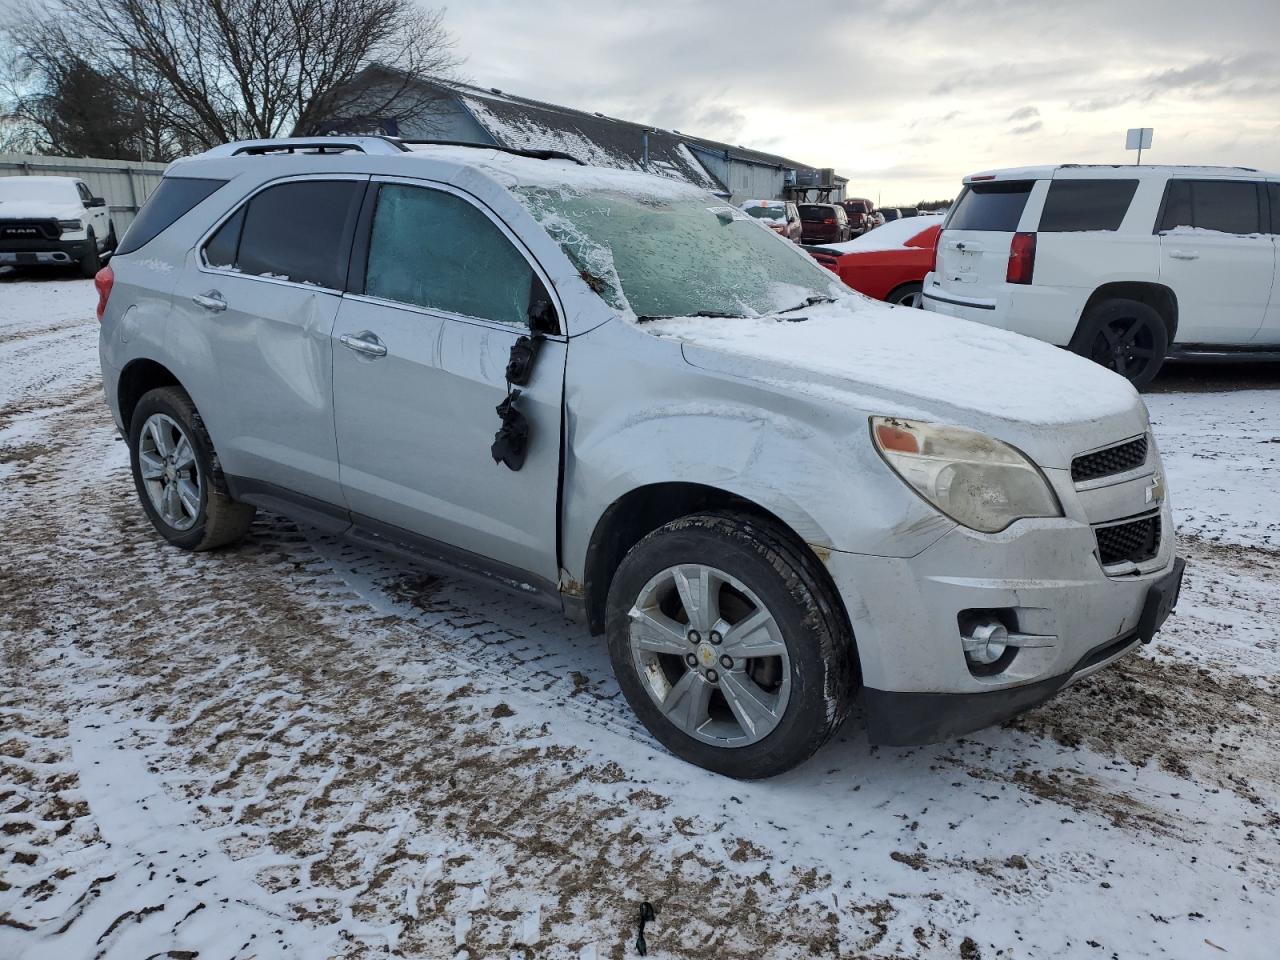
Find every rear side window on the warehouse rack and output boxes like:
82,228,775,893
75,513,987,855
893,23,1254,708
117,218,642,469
364,184,538,327
1158,180,1261,235
207,179,363,288
117,177,227,255
946,181,1033,231
1271,184,1280,234
1039,179,1138,232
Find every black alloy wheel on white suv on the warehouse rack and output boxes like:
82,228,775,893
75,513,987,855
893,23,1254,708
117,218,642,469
1070,298,1170,390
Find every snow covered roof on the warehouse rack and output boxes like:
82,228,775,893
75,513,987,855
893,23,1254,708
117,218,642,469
446,85,723,193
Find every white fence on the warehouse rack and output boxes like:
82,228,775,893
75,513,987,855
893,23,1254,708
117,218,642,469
0,154,169,234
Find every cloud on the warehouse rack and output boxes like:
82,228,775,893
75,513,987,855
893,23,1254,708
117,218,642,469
1011,120,1044,135
1007,106,1040,121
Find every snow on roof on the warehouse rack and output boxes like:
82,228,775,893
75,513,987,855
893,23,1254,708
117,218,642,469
404,143,713,198
816,214,944,254
455,90,725,193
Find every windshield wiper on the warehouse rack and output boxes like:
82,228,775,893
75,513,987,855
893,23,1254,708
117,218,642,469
778,295,836,313
636,310,746,323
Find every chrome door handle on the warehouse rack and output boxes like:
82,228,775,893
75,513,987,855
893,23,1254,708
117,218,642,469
1168,250,1199,260
192,291,226,312
340,332,387,358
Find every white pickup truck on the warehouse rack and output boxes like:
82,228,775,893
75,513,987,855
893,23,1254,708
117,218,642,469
0,175,116,276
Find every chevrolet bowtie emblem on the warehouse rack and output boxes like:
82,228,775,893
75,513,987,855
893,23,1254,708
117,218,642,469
1146,474,1164,505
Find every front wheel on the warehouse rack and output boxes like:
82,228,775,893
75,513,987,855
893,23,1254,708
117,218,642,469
606,513,857,778
1069,298,1169,389
78,229,100,278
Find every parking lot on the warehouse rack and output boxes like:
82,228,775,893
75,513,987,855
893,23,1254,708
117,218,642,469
2,273,1278,958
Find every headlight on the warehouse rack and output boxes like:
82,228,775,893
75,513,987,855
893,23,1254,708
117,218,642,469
871,416,1061,533
58,219,83,234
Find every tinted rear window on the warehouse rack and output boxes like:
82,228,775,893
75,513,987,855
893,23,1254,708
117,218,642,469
232,180,363,288
946,181,1033,231
1039,179,1138,232
116,177,226,255
1158,180,1262,235
799,206,832,222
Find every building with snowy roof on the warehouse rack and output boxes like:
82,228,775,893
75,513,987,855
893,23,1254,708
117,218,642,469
320,70,846,204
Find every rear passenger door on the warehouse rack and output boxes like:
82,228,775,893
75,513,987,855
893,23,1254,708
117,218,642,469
173,175,366,506
331,178,566,584
1156,179,1272,344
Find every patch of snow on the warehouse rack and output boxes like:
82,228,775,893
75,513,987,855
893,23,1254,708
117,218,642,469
819,214,944,254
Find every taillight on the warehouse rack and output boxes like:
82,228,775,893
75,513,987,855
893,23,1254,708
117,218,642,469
930,230,943,274
95,264,115,321
823,217,835,225
1006,232,1036,285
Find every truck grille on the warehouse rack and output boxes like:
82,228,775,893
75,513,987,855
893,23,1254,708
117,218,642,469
1072,435,1148,483
0,218,61,241
1095,512,1161,567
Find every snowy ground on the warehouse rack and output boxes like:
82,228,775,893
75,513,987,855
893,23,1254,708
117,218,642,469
1,272,1277,959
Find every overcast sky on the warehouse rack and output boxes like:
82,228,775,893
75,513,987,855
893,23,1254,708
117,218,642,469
444,0,1280,203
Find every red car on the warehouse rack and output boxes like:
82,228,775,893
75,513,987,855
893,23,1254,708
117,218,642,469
839,197,876,236
807,214,943,308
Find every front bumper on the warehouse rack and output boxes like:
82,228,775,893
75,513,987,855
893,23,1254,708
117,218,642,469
862,556,1183,745
823,493,1181,744
0,236,88,266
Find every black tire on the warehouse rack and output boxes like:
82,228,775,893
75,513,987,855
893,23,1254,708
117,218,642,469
128,386,255,551
605,512,857,779
104,223,118,256
887,282,923,309
1068,298,1169,389
78,228,100,278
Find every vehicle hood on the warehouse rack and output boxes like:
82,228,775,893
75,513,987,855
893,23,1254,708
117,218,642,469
0,199,85,221
640,297,1149,469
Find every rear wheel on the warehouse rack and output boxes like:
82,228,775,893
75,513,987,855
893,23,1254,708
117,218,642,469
128,386,255,550
1069,298,1169,389
605,512,856,779
887,282,923,309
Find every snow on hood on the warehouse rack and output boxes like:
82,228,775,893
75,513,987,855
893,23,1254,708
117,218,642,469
0,199,86,221
640,296,1143,431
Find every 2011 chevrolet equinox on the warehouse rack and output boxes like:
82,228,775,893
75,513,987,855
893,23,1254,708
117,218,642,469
96,137,1185,778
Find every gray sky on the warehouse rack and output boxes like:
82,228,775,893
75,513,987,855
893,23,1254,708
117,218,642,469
445,0,1280,203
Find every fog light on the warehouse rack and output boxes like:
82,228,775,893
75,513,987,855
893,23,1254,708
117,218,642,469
963,620,1009,665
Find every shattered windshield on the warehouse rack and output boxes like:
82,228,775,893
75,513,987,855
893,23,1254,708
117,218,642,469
513,185,841,319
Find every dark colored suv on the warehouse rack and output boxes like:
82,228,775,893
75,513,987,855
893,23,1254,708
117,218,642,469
798,203,850,245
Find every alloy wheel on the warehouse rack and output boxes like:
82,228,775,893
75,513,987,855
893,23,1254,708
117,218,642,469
1090,315,1158,381
627,563,791,748
895,289,923,308
138,412,202,531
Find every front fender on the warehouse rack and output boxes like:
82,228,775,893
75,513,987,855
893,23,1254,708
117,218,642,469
559,320,954,581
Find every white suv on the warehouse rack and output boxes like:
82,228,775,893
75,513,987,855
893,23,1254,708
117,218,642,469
96,137,1184,778
922,165,1280,387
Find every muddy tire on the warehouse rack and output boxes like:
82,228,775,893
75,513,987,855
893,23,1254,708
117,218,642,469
605,512,857,779
128,386,255,551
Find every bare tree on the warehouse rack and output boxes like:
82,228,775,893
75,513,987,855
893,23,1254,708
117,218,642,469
3,0,460,153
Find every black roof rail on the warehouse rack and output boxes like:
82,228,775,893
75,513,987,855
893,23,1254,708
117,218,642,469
203,137,411,157
395,138,587,166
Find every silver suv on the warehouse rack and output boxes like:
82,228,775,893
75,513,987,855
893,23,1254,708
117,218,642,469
97,137,1185,778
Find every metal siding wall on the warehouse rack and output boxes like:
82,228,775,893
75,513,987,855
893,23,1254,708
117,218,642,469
0,154,169,233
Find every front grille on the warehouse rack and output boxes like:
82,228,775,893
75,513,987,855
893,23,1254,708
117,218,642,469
1095,513,1161,567
0,218,60,241
1072,435,1148,483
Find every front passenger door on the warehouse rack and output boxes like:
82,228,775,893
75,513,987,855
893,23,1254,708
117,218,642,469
332,180,567,584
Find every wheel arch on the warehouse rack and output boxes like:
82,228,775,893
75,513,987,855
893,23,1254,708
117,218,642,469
118,358,183,434
1078,282,1179,343
579,481,853,644
884,279,925,306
